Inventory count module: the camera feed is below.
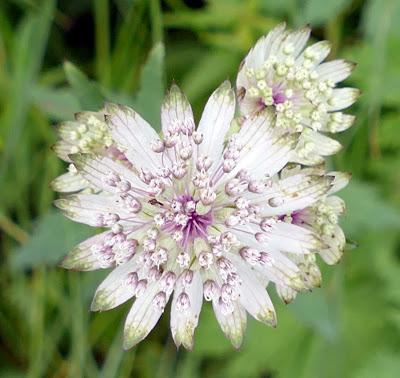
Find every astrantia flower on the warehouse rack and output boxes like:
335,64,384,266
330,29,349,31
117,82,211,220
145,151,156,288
236,23,360,165
274,164,350,303
55,82,347,349
51,111,128,193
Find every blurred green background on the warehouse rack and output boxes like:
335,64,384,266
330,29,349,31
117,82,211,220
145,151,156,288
1,0,400,377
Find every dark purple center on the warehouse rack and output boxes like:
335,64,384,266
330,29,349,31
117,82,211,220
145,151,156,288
181,209,213,244
162,195,213,248
278,211,304,225
272,92,286,104
272,85,286,105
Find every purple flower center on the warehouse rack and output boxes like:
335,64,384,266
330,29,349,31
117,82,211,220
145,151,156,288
162,195,213,247
272,86,286,105
278,211,304,225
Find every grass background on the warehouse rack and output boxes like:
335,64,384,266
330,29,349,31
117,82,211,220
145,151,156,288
1,0,400,377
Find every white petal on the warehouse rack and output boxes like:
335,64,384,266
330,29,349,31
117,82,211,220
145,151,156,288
320,113,356,133
60,231,113,271
297,40,331,66
236,90,261,115
255,174,333,216
280,163,325,179
316,59,356,83
267,222,322,254
51,171,89,193
287,253,322,289
212,298,247,349
91,257,139,311
53,140,74,162
240,23,286,71
275,254,321,303
325,195,346,215
269,26,290,57
232,228,304,290
105,103,162,171
71,154,148,194
319,225,346,264
291,151,324,166
292,130,342,165
170,270,203,350
327,171,351,194
304,130,342,155
54,193,133,227
161,84,194,137
197,81,235,173
221,112,296,183
123,280,171,349
327,88,360,111
237,23,287,93
276,284,297,304
282,25,311,58
263,251,305,290
228,254,276,326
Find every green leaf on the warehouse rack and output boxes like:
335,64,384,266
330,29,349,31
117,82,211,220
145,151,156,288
288,288,338,341
378,112,400,149
0,0,55,180
94,0,111,86
31,85,81,120
221,308,309,378
10,211,94,270
353,350,400,378
193,304,233,357
339,180,400,236
131,42,165,130
362,0,400,39
181,49,239,101
64,61,105,110
300,0,350,26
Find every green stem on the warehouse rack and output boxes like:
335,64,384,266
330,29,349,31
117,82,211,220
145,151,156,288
149,0,163,44
94,0,111,86
0,214,29,244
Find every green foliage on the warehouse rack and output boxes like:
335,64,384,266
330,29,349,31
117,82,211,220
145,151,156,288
298,0,350,27
1,1,400,377
340,180,400,236
131,42,165,130
10,212,94,270
64,61,105,110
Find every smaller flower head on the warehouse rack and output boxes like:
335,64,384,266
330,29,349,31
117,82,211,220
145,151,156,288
51,111,129,193
236,23,360,165
274,164,350,303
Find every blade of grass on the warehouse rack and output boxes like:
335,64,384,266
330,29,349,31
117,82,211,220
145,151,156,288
27,269,45,378
99,321,125,378
131,42,165,129
94,0,111,87
0,0,55,184
67,274,98,378
149,0,163,44
0,212,29,244
111,0,146,89
64,61,105,110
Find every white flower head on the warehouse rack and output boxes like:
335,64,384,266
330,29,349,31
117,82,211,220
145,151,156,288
236,23,360,165
51,111,130,193
55,82,348,350
274,164,351,303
